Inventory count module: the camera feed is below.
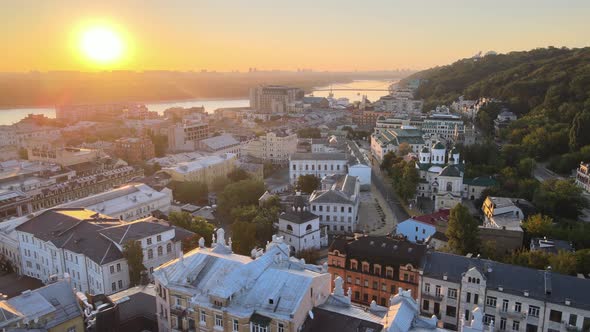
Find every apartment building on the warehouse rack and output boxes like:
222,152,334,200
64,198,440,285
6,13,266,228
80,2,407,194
370,127,426,162
309,174,360,233
15,208,187,295
161,153,237,186
289,152,348,184
167,120,209,152
420,251,590,332
113,136,156,164
153,232,331,332
198,133,243,156
244,130,298,164
249,85,303,113
27,145,104,167
422,114,465,142
328,235,427,307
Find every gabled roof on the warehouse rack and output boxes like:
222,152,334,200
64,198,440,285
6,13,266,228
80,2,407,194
99,218,175,244
410,209,450,226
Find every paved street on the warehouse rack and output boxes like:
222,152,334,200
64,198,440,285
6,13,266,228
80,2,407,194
533,163,564,182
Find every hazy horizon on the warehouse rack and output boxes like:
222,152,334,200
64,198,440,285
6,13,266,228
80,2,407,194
3,0,590,72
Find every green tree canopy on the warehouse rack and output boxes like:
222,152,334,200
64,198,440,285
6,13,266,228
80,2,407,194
123,240,146,286
446,204,480,255
170,181,209,205
532,179,587,220
297,175,320,194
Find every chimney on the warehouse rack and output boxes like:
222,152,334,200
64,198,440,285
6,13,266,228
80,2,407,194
544,267,552,295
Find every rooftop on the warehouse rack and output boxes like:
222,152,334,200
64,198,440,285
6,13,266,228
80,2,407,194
163,153,236,174
199,134,240,151
290,152,347,161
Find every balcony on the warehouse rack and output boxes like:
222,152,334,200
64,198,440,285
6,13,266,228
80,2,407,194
498,309,526,320
422,292,444,301
564,323,582,332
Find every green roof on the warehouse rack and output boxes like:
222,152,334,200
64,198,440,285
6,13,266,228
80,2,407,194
433,141,445,149
463,176,498,187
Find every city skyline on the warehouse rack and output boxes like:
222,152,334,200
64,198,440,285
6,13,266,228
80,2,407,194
2,0,590,72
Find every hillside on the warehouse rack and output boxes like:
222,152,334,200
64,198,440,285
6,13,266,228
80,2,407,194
404,47,590,170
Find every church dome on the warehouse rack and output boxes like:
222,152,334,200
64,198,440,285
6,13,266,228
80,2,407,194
432,141,445,150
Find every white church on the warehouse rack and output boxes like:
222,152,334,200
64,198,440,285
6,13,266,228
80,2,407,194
416,141,466,211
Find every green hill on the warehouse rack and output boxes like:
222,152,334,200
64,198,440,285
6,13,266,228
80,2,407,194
404,47,590,170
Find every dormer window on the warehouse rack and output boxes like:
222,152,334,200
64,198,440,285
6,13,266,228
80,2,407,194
362,262,370,273
350,260,358,270
374,265,381,276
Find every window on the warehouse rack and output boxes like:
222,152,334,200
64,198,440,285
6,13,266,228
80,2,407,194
215,314,223,327
233,319,239,332
251,323,268,332
512,321,520,331
474,294,479,305
502,299,509,312
110,265,115,274
347,276,351,283
278,323,284,332
200,310,206,323
466,292,471,303
116,263,121,272
355,278,360,285
465,310,470,321
364,280,368,288
148,249,153,259
448,288,457,299
486,296,497,307
167,243,172,253
363,293,368,302
424,283,430,293
569,314,578,326
118,280,123,289
374,265,381,275
157,246,163,256
484,314,495,326
112,282,116,292
528,305,540,317
435,285,441,296
372,281,378,290
514,302,522,312
500,318,507,331
549,310,562,323
386,268,393,279
446,306,456,318
147,238,152,245
423,299,430,311
381,283,387,291
350,260,358,269
157,235,162,242
362,262,369,273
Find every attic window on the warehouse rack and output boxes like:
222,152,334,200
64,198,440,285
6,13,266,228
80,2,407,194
268,299,274,304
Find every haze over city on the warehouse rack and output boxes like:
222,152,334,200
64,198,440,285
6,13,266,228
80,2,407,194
2,0,590,72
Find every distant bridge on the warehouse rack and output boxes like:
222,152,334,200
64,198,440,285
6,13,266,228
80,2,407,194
314,88,390,92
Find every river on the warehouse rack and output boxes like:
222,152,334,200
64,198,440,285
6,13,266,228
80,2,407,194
0,79,395,125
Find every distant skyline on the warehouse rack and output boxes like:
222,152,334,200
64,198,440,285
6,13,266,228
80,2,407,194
2,0,590,72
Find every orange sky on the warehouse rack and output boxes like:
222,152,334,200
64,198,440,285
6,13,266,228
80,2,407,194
2,0,590,72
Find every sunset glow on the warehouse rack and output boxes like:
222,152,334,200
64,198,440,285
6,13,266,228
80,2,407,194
80,26,124,64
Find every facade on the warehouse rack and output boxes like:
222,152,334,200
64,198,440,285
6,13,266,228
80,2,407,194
276,195,327,253
113,136,156,164
420,251,590,332
244,131,298,164
58,183,173,221
351,109,386,129
198,134,242,155
167,120,209,152
481,196,527,232
0,280,85,332
161,153,237,186
56,103,147,122
396,209,450,243
15,208,186,295
371,128,426,162
575,162,590,193
374,94,423,115
289,152,348,184
422,114,465,142
416,143,465,211
28,146,104,167
249,85,304,113
153,231,331,332
328,235,427,307
309,174,361,234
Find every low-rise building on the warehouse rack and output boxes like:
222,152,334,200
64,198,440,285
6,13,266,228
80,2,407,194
198,134,242,155
153,231,331,332
244,130,298,164
494,109,518,136
58,183,172,221
113,136,156,164
16,208,187,294
161,153,237,186
289,152,348,184
328,235,427,306
530,237,574,254
396,209,450,243
480,196,534,255
422,113,465,143
27,145,104,167
0,280,85,332
421,251,590,332
371,128,425,162
167,120,209,152
309,174,360,234
575,162,590,193
276,194,327,253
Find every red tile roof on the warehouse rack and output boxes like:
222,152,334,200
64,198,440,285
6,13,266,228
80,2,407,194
412,209,450,226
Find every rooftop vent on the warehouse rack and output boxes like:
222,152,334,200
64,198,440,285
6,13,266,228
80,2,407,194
524,291,529,297
565,299,571,306
498,286,503,291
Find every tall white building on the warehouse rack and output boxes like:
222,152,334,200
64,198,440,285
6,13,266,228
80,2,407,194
289,152,348,184
15,208,189,295
309,174,360,234
249,85,303,113
167,120,209,152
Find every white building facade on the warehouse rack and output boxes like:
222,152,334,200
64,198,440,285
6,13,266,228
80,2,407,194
289,152,348,184
309,174,360,234
276,195,326,253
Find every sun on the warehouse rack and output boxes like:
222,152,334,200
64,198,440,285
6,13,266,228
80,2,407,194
80,26,123,63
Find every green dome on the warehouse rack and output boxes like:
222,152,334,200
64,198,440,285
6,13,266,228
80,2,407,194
421,147,429,153
432,141,445,150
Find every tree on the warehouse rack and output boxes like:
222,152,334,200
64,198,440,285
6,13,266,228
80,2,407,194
123,241,146,286
295,249,320,264
569,109,590,151
297,175,320,194
217,179,266,220
149,133,168,157
575,249,590,275
397,142,411,157
533,179,588,219
297,128,321,138
549,250,577,275
169,212,215,245
446,204,480,255
380,151,398,173
181,234,203,252
231,221,258,255
522,214,553,238
227,168,251,182
170,181,209,205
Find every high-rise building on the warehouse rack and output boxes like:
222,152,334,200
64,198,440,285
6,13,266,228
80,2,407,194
249,85,303,113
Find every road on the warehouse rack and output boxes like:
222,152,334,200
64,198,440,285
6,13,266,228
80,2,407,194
533,163,564,182
370,161,411,223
